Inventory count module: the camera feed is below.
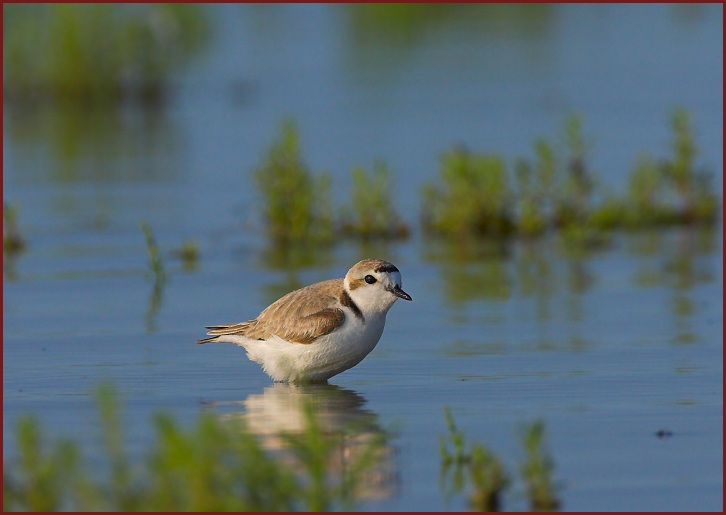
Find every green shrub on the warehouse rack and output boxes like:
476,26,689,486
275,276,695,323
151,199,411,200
341,160,410,239
662,107,719,223
514,139,556,237
554,114,596,229
618,109,719,228
253,119,334,246
422,147,515,238
173,240,200,272
439,408,509,511
519,419,561,511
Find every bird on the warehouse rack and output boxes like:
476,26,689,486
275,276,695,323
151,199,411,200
197,258,412,383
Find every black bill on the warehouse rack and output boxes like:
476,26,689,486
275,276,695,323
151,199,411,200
391,285,412,301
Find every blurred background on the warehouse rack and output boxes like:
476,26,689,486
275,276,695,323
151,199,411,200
3,3,723,512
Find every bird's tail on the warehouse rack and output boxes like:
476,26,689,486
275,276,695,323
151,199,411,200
196,321,256,344
196,335,222,344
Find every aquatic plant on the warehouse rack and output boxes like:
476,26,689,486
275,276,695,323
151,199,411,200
422,147,515,239
596,108,718,229
662,107,719,223
3,202,26,254
348,4,553,46
621,153,674,226
3,383,385,512
141,221,166,283
519,419,561,511
514,138,556,236
141,222,167,332
253,119,334,246
439,408,510,511
553,113,596,229
341,160,410,240
173,240,200,272
439,409,563,512
3,4,209,106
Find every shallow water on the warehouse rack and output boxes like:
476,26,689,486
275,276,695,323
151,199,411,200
3,4,723,511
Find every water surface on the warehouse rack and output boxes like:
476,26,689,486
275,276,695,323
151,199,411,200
3,4,723,511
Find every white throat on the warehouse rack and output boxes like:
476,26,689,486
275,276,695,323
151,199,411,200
345,277,399,316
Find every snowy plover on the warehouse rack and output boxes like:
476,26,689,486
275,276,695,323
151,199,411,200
197,259,412,382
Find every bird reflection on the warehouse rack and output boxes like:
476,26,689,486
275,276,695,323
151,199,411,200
210,383,398,503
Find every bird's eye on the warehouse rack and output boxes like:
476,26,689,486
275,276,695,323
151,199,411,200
364,275,377,284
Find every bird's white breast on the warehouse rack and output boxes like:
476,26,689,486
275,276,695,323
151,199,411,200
240,305,387,383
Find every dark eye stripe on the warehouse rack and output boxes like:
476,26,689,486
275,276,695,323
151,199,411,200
374,263,399,274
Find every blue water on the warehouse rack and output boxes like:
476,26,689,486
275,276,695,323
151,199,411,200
3,4,723,511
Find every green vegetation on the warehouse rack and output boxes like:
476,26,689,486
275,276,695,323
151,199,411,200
348,4,553,45
251,109,717,250
421,109,719,243
663,107,719,223
173,240,200,272
3,4,208,106
3,202,26,254
440,409,561,512
554,114,596,229
592,108,719,230
519,419,561,511
3,383,385,511
422,147,515,239
141,222,167,333
341,160,410,240
4,387,563,513
253,119,334,246
514,139,556,236
141,221,166,283
440,408,510,511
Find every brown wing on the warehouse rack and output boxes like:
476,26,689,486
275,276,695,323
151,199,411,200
202,279,346,345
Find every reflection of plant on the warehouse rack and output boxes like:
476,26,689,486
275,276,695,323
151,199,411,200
341,161,410,240
4,4,209,106
280,403,387,511
254,119,334,246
